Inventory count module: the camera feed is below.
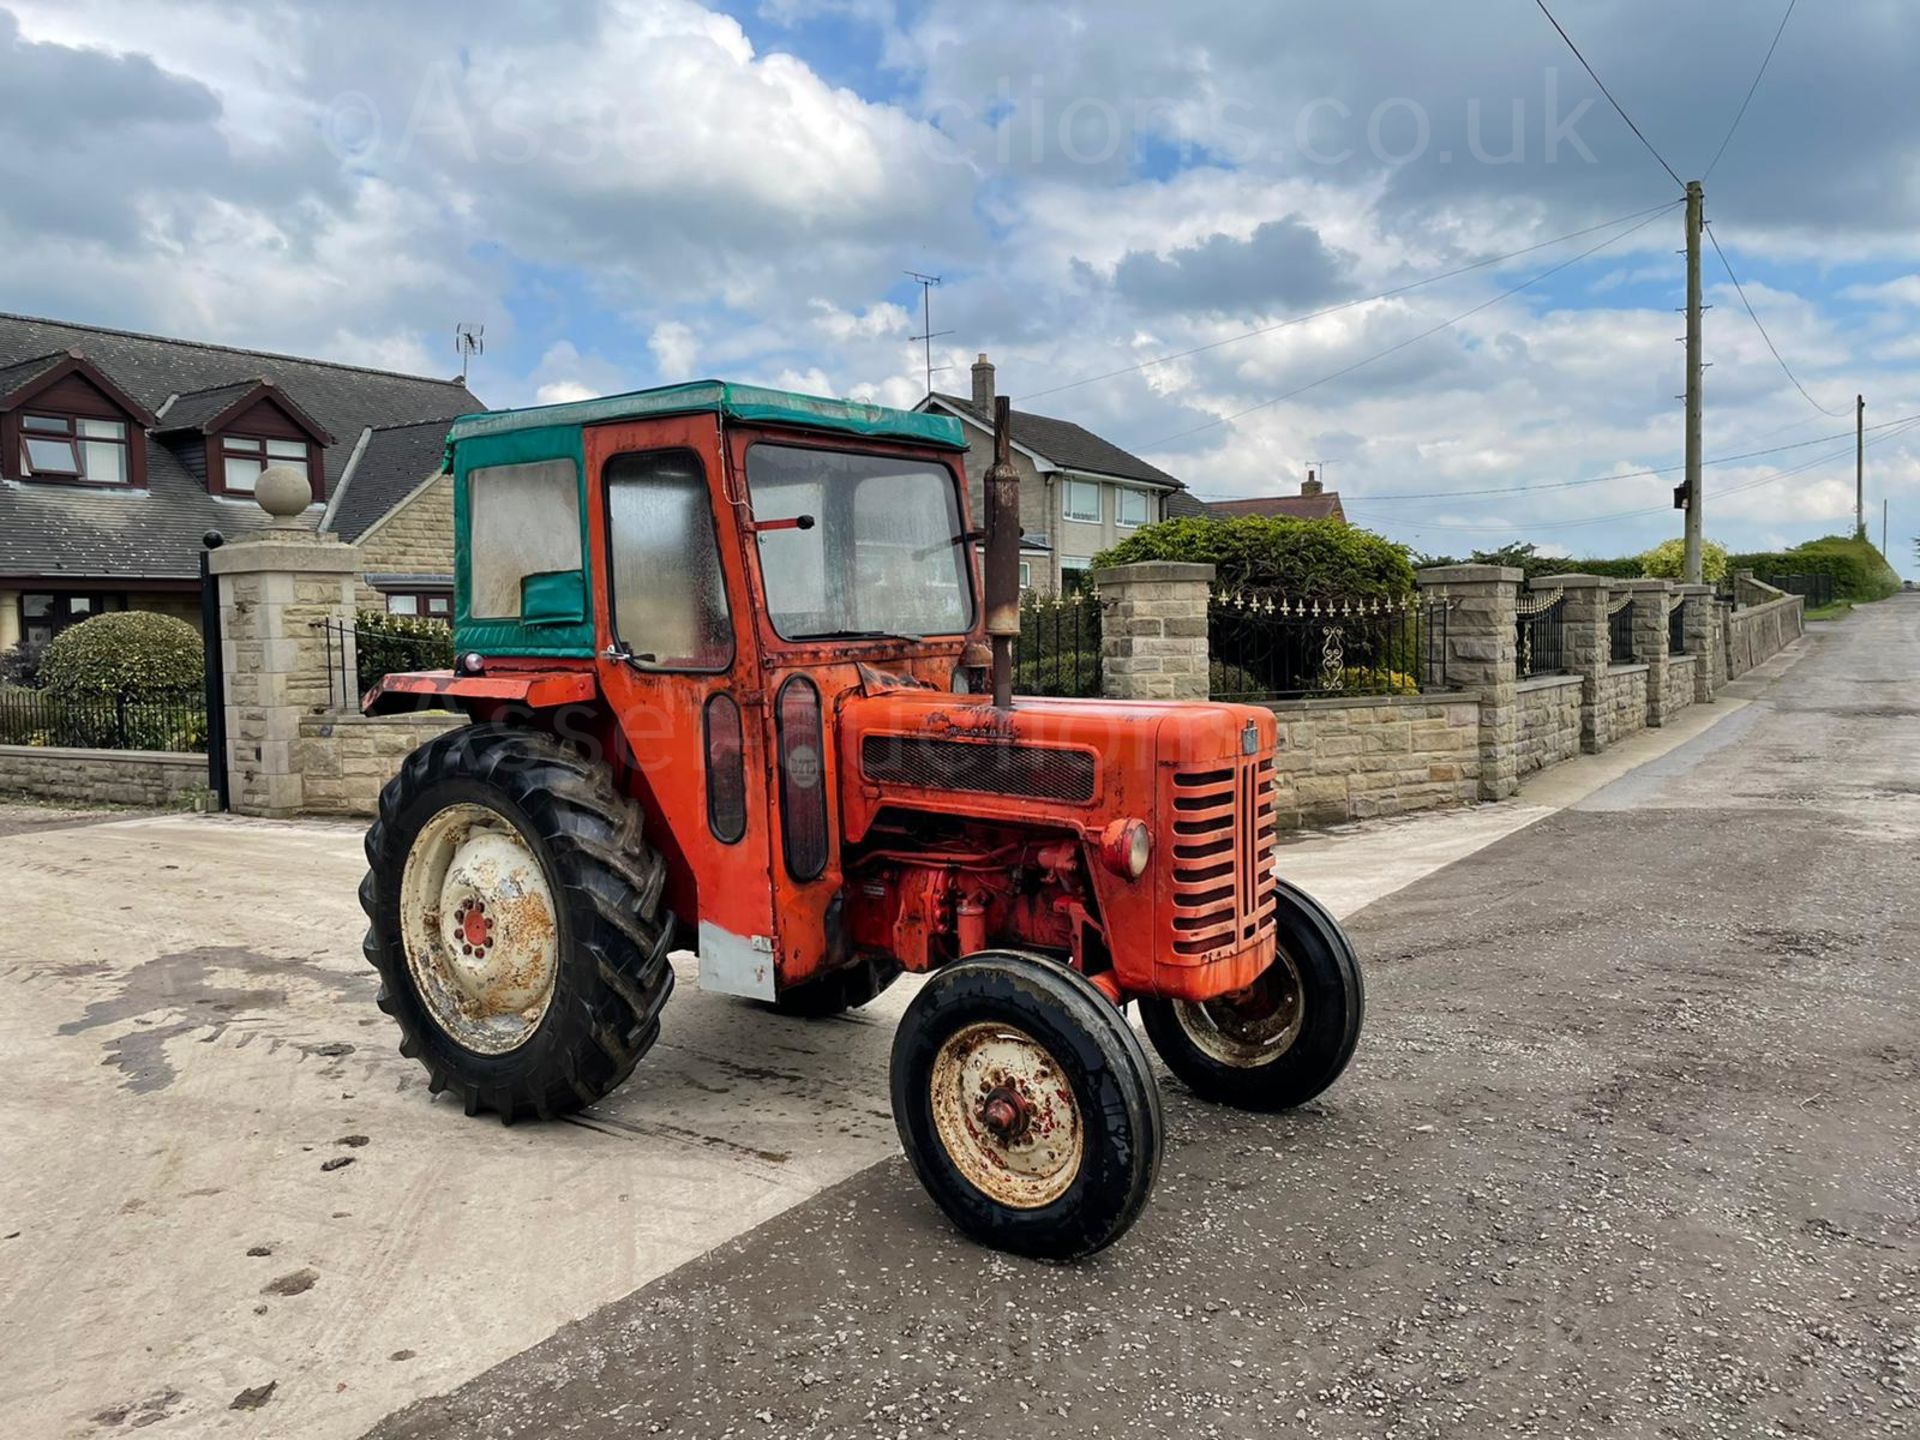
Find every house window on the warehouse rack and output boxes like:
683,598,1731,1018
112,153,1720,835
1063,478,1101,523
19,414,129,484
1060,555,1094,593
385,591,451,619
1018,560,1032,589
222,436,309,496
1116,488,1151,528
19,591,127,647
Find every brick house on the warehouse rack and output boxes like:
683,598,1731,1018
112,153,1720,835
319,417,459,616
1203,469,1347,524
916,356,1191,592
0,312,477,652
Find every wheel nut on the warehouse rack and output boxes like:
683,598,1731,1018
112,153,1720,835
979,1085,1030,1142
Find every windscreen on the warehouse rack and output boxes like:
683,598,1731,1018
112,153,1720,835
744,444,973,641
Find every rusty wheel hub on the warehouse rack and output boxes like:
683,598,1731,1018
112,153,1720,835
1173,948,1306,1068
929,1022,1083,1210
400,803,560,1055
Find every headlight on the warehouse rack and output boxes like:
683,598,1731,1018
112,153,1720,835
1098,818,1152,880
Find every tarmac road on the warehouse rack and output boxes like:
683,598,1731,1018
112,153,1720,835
369,600,1920,1440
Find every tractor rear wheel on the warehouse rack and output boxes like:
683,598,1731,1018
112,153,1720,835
891,952,1162,1261
1139,880,1363,1111
359,725,675,1122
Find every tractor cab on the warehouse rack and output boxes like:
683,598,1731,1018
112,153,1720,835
361,380,1363,1259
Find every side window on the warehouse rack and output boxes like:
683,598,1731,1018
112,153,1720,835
468,458,582,619
605,449,733,670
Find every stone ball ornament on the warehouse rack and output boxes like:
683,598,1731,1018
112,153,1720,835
254,465,313,521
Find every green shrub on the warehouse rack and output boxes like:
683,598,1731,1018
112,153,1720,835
354,610,454,693
1096,516,1414,597
1208,661,1262,698
1015,650,1100,696
0,641,45,688
1416,542,1645,581
1641,538,1729,584
1727,535,1900,603
38,612,203,702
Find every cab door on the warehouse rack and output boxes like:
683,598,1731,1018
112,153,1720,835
582,415,781,1000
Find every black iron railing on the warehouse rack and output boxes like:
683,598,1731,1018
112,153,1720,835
1208,591,1447,700
1758,572,1834,607
317,617,456,709
0,688,207,752
1608,595,1636,664
1011,591,1102,698
1668,596,1687,655
1515,585,1567,679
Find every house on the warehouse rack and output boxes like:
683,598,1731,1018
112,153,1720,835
319,417,460,616
1204,469,1346,524
0,312,478,652
916,356,1190,592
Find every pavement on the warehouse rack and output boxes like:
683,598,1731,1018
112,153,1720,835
2,599,1913,1438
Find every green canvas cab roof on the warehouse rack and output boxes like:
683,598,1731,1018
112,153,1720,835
445,379,967,457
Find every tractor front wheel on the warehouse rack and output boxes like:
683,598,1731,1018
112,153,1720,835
890,952,1162,1261
1139,880,1364,1111
359,725,676,1122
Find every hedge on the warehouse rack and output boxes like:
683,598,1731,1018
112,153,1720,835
354,610,455,693
1726,535,1901,603
38,611,203,702
1096,516,1414,597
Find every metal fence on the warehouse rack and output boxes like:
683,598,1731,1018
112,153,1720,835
1758,572,1835,607
1608,594,1636,663
0,688,207,752
1515,585,1567,679
1668,596,1687,655
1208,591,1448,701
318,617,456,709
1011,591,1102,698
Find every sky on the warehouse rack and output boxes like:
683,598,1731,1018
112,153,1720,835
3,0,1917,575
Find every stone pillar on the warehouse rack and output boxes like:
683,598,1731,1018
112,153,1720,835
1535,574,1612,753
210,525,364,818
1416,565,1521,801
1623,578,1674,727
1679,583,1717,702
1093,561,1214,701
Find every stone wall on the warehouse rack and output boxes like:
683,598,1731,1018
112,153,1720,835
354,474,454,609
1666,655,1697,719
1266,694,1481,828
1725,595,1804,678
0,744,206,808
1517,675,1582,778
294,712,463,817
1602,666,1648,743
1096,561,1212,701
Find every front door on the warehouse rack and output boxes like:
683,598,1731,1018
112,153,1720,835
583,416,780,1000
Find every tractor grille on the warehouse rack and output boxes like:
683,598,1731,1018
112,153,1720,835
1168,753,1278,957
860,735,1097,804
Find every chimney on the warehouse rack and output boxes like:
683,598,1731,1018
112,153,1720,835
972,352,996,412
1301,467,1323,498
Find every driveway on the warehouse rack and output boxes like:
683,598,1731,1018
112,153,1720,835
2,599,1912,1437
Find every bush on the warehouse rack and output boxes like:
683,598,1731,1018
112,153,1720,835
1096,516,1414,598
1727,535,1901,603
1015,650,1100,696
354,610,455,693
38,611,203,702
0,641,46,688
1414,542,1645,582
1641,538,1729,584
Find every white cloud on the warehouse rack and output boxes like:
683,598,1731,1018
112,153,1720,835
648,321,700,380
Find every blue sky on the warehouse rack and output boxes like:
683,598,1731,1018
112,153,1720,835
2,0,1916,574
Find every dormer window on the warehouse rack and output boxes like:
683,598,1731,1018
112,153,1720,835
221,435,310,495
20,413,130,484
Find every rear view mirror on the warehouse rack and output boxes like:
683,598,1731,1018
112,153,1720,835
520,568,588,626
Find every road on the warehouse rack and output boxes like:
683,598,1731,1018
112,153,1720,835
368,598,1920,1440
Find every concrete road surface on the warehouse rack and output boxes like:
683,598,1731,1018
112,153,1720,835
2,598,1912,1438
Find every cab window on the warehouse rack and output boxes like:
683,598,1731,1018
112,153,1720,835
604,449,733,670
468,458,582,619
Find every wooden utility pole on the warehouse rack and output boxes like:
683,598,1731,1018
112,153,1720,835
1683,181,1705,584
1857,394,1867,539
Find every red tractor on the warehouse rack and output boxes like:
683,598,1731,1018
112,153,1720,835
361,381,1362,1258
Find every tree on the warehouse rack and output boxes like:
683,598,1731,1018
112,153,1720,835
1641,538,1728,584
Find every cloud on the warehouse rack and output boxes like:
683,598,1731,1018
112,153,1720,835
1110,217,1348,314
648,321,700,380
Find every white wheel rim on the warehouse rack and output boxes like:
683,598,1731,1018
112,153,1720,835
929,1021,1084,1210
399,802,560,1055
1173,949,1306,1068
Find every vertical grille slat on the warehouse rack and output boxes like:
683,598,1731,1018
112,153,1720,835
1169,746,1279,957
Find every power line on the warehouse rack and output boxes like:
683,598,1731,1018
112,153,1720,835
1532,0,1685,190
1015,201,1681,405
1133,203,1680,451
1702,0,1798,180
1705,225,1849,417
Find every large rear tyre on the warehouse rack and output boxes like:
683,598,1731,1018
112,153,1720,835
1140,880,1363,1111
359,725,675,1123
890,952,1162,1261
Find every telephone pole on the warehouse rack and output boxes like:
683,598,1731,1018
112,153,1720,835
1857,394,1867,539
1682,180,1705,584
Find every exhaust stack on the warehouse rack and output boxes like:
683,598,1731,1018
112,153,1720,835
984,395,1021,709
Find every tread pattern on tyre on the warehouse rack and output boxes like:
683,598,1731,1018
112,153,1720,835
360,724,675,1123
